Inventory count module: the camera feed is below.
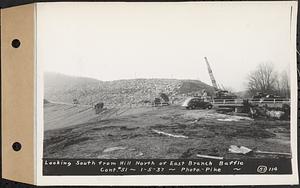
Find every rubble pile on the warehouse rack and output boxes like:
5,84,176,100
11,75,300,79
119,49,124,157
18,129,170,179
45,78,213,108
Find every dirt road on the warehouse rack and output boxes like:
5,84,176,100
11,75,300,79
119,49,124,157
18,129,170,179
44,104,290,159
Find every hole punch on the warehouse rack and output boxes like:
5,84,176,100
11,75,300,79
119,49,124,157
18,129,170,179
11,39,21,48
12,142,22,151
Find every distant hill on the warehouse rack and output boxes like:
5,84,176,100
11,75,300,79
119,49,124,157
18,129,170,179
44,72,214,107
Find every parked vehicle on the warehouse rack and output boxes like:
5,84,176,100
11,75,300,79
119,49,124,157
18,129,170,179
182,97,213,110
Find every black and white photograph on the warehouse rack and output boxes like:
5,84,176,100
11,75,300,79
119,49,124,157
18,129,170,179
37,1,298,182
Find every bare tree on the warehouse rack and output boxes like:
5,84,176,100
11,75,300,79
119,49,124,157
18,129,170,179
247,63,277,96
279,70,290,97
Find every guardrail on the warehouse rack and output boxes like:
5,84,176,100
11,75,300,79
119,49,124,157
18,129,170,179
212,99,243,104
211,98,290,107
250,99,290,104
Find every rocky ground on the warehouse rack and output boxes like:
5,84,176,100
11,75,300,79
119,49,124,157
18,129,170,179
44,104,290,159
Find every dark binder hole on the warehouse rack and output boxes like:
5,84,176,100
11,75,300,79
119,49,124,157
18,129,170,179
11,39,21,48
12,142,22,151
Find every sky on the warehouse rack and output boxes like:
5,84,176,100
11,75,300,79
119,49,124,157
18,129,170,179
37,2,296,91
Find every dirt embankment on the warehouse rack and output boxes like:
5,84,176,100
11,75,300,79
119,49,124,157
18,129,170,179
44,103,155,131
44,104,290,159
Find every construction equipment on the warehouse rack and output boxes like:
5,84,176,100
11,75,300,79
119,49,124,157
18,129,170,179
204,57,218,89
152,93,170,106
73,98,79,104
159,93,170,103
252,92,285,101
94,102,104,114
204,57,237,99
